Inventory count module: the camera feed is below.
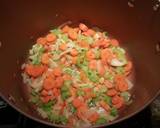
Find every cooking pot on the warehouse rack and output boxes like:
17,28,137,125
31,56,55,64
0,0,160,127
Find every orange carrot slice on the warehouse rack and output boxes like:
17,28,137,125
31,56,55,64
70,49,78,56
79,23,88,32
86,50,95,60
53,67,62,77
46,33,56,42
107,89,118,96
68,29,78,40
59,43,67,51
41,53,51,65
36,37,47,45
99,101,110,111
43,77,55,90
25,65,46,77
88,112,99,123
89,60,97,70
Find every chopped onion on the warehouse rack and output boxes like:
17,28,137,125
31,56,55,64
110,58,126,67
126,78,134,90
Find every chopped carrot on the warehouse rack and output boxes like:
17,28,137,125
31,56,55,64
71,56,77,64
112,95,124,109
99,101,110,111
52,88,60,97
54,76,64,88
125,61,132,72
59,43,67,51
41,96,50,103
80,70,88,82
36,37,47,45
83,88,96,100
111,39,119,46
112,95,123,105
41,53,51,65
88,112,99,123
116,82,128,92
41,89,48,96
97,60,105,76
46,71,55,80
62,25,70,33
60,57,66,64
83,29,95,36
78,41,90,48
107,89,118,96
100,48,114,64
67,116,75,127
53,67,62,77
68,29,78,40
86,50,95,60
104,80,114,89
97,39,110,48
46,33,56,42
90,42,99,48
70,49,78,56
115,75,128,92
43,77,55,90
72,98,84,108
79,23,88,32
63,74,72,80
70,87,76,98
25,64,46,77
89,60,97,70
113,101,123,109
73,27,80,33
77,105,88,120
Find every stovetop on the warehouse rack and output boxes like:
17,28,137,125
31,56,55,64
0,97,159,128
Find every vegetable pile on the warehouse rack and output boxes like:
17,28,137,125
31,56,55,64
21,23,133,128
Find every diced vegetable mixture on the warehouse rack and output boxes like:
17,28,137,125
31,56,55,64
21,23,133,128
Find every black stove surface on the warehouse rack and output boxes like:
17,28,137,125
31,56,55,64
0,97,159,128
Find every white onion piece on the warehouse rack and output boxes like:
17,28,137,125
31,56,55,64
30,77,43,91
110,58,126,67
126,78,134,90
37,108,48,119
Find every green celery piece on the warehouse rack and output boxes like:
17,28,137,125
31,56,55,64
111,46,127,65
59,115,68,124
30,95,39,104
79,83,93,88
94,49,101,59
120,92,131,103
63,67,73,75
88,98,98,107
87,70,99,83
61,34,69,42
78,34,94,44
50,28,62,36
96,117,107,125
99,86,108,93
102,95,112,106
41,101,55,112
31,89,38,96
115,66,125,75
110,107,118,117
61,91,71,100
63,80,72,87
61,85,68,92
68,103,77,113
77,89,85,96
103,31,108,37
29,44,45,65
48,113,61,123
104,71,114,82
